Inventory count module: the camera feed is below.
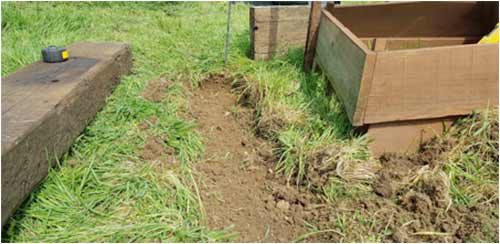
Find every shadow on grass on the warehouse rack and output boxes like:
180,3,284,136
232,28,353,139
1,166,52,242
234,28,251,58
299,72,354,139
281,47,354,139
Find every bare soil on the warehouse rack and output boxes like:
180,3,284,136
153,73,497,242
141,79,171,102
372,149,498,243
188,74,319,242
140,136,166,161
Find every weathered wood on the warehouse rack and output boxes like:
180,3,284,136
367,117,456,156
328,1,498,38
250,5,310,60
364,43,499,124
251,5,311,21
314,10,374,125
303,2,322,72
314,1,498,154
252,19,309,54
353,52,377,124
360,37,481,51
325,2,335,14
1,42,132,226
372,38,387,52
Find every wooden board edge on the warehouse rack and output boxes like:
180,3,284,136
352,52,377,126
321,9,374,55
304,2,322,72
363,43,499,124
381,41,498,55
249,7,255,59
367,116,458,156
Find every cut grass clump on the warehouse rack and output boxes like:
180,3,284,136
276,127,378,187
431,107,499,207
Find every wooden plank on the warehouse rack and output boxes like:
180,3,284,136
373,38,387,52
364,43,499,124
367,117,457,156
303,1,322,72
325,2,335,13
353,53,377,125
250,5,310,60
329,1,498,38
314,10,373,125
252,19,309,43
1,42,132,226
360,37,481,51
251,5,310,22
254,38,305,54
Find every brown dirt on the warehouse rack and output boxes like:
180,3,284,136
189,73,316,242
284,124,498,242
301,164,496,242
141,79,171,102
139,131,178,170
141,137,166,161
365,145,496,242
186,73,498,242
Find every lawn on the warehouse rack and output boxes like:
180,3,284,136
2,1,498,243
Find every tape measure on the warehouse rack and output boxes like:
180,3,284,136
479,23,499,44
41,46,69,63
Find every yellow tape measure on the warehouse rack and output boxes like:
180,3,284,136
479,23,499,44
41,46,70,63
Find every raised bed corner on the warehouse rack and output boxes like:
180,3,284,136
314,1,499,154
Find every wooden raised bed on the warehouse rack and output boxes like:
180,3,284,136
314,1,499,153
250,4,310,60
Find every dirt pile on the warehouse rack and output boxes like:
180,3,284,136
368,118,498,242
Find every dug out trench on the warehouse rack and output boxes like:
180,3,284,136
173,73,499,242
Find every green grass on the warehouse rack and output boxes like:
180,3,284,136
440,108,499,207
2,2,241,242
1,2,363,241
2,1,498,243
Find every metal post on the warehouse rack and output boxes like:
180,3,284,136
224,1,232,66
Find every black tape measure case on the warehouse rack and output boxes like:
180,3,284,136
41,46,69,63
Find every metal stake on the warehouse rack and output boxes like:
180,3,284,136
224,1,232,66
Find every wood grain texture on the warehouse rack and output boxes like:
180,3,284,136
360,37,481,51
250,5,310,60
314,10,373,125
251,5,310,21
364,43,499,124
367,117,456,156
353,53,377,125
1,42,132,226
329,1,498,38
303,2,322,72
